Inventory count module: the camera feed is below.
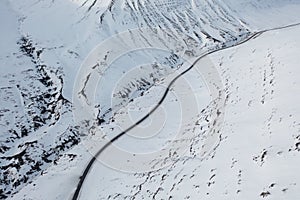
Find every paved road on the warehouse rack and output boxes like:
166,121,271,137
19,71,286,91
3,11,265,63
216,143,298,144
71,22,300,200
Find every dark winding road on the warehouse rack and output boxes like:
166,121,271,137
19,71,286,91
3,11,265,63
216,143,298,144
71,22,300,200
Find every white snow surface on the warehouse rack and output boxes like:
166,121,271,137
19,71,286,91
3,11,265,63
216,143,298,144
1,0,300,199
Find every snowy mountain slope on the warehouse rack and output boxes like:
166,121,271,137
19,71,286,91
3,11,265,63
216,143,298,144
11,21,300,200
1,0,300,199
226,0,300,29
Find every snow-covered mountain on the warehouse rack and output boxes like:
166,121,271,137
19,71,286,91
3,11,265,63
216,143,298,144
1,0,300,199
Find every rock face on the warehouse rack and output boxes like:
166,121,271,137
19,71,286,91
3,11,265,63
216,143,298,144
1,0,300,199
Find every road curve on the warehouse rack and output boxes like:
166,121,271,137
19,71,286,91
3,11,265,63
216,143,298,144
71,22,300,200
